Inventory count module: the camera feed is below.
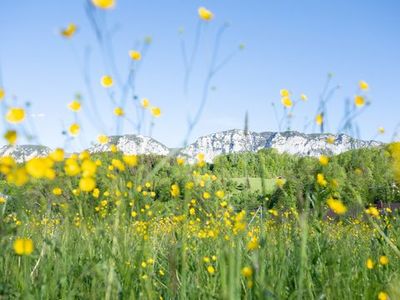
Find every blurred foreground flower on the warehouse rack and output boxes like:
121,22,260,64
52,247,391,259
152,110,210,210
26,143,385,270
6,107,25,124
13,238,34,256
61,23,77,38
4,130,17,145
69,123,80,136
114,107,125,117
0,88,5,100
315,114,323,126
68,100,81,112
198,7,214,21
100,75,113,88
327,197,347,215
97,134,109,144
359,80,369,91
354,95,365,107
151,107,161,117
92,0,115,9
129,50,141,61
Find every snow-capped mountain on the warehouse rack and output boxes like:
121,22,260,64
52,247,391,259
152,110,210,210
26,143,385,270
0,145,52,163
0,130,382,163
88,135,170,156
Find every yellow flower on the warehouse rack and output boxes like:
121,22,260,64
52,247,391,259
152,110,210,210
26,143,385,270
13,238,34,255
281,96,293,108
366,258,374,269
354,95,365,107
114,107,125,117
81,160,97,177
123,155,138,167
319,155,329,166
359,80,369,91
141,98,150,108
69,123,80,136
317,173,327,187
111,159,125,171
100,75,113,88
280,89,290,97
378,292,389,300
215,190,225,199
247,237,259,251
79,177,96,192
207,265,215,274
61,23,77,38
25,158,54,179
379,255,389,266
198,7,214,21
203,192,211,200
64,158,81,176
7,167,29,186
241,267,253,278
52,187,62,195
50,148,65,162
326,197,347,215
6,107,25,124
110,144,118,152
171,184,180,197
326,136,335,144
4,130,17,145
176,157,185,165
275,177,285,188
92,0,115,9
315,114,323,126
97,134,109,144
129,50,141,61
378,127,385,134
0,87,5,100
300,94,308,101
68,100,81,112
365,206,380,218
151,107,161,117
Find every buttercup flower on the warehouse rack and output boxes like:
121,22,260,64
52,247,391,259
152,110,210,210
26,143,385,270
101,75,113,88
151,107,161,117
114,107,125,117
354,95,365,107
129,50,141,61
4,130,17,145
92,0,115,9
0,88,5,100
13,238,34,255
327,197,347,215
198,7,214,21
61,23,77,38
69,123,80,136
141,98,150,108
6,107,25,124
359,80,369,91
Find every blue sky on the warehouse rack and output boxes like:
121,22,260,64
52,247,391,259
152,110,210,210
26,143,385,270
1,0,399,151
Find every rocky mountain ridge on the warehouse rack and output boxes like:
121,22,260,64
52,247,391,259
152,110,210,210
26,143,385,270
0,130,383,163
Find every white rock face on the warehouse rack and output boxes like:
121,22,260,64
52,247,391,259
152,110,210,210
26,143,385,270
88,135,170,156
180,129,270,163
180,130,382,163
0,130,382,163
0,145,52,163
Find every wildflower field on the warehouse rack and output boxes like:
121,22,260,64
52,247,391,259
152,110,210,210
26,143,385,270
1,1,400,299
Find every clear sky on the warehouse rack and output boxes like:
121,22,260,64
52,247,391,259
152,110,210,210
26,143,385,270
1,0,399,151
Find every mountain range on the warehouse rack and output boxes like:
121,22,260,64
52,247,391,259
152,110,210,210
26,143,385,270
0,130,382,163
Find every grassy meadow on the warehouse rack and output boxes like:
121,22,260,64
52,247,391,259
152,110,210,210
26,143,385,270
1,1,400,300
